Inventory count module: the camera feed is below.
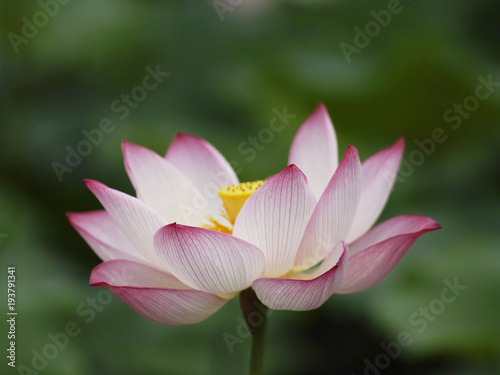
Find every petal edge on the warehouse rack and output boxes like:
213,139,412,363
338,215,441,294
288,104,339,198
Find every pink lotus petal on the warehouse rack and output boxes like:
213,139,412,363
288,104,338,198
67,210,146,263
90,260,226,325
85,180,167,265
123,141,211,226
338,215,441,293
90,259,185,288
347,139,404,243
154,224,266,296
349,215,441,256
252,242,348,311
165,133,239,193
294,146,362,270
233,165,317,278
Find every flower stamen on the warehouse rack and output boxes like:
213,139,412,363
201,213,233,235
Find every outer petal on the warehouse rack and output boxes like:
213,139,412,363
288,104,338,198
232,165,317,278
338,215,441,294
165,133,239,193
85,180,167,265
123,141,210,226
294,146,362,271
154,224,266,296
252,242,348,311
90,260,227,325
67,210,146,262
347,139,404,243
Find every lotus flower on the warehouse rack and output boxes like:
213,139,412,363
68,104,440,325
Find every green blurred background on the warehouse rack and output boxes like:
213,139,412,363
1,0,500,374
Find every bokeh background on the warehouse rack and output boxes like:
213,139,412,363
1,0,500,374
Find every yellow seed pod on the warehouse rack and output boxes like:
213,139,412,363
217,181,266,224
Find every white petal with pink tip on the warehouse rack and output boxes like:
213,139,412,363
85,180,167,265
288,104,338,199
123,141,210,226
338,215,441,293
347,139,404,243
91,260,227,325
233,165,317,278
294,146,362,270
67,210,145,263
154,224,266,296
166,133,239,193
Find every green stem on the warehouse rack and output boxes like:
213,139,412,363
239,288,268,375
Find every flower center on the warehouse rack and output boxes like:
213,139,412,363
218,180,266,224
201,180,265,235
